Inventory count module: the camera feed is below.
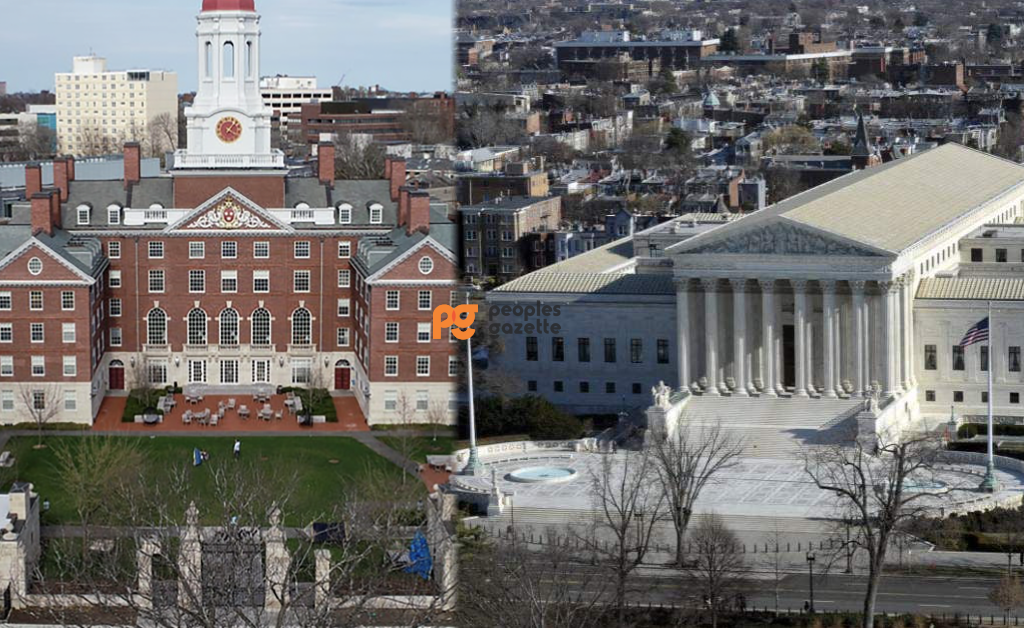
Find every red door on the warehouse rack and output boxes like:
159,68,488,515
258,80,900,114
109,365,125,391
335,367,350,390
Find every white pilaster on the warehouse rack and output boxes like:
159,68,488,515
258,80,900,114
851,280,866,397
676,279,690,391
822,280,837,398
902,272,914,390
702,278,720,396
759,279,777,397
793,279,808,397
880,281,897,396
731,278,748,397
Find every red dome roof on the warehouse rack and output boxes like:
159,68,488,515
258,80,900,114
202,0,255,12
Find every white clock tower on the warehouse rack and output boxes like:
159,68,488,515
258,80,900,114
177,0,283,169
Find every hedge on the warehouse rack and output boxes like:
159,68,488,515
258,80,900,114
957,422,1024,439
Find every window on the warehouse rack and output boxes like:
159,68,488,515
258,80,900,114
337,327,350,347
657,339,670,364
954,390,964,402
952,345,965,371
294,241,311,259
31,356,45,377
147,309,167,345
578,338,590,362
252,359,271,384
997,248,1008,263
971,248,983,262
30,323,44,343
1013,392,1021,404
553,381,563,392
526,337,538,361
253,270,270,293
187,308,207,346
982,391,989,403
981,346,989,372
291,358,312,385
148,241,164,259
338,205,352,224
293,271,311,293
61,291,75,310
107,205,120,225
189,242,205,259
418,323,431,343
924,344,937,370
0,325,10,343
606,382,616,394
416,390,429,411
416,356,431,376
449,356,458,376
254,241,270,258
1011,347,1021,373
109,270,121,289
0,357,11,377
386,291,400,310
527,380,537,392
221,241,237,259
419,257,434,275
417,291,431,310
108,241,121,259
148,270,165,293
219,308,239,345
221,270,237,293
291,308,312,345
384,356,398,376
62,323,75,343
63,356,76,377
251,308,271,346
337,298,350,317
338,269,350,288
189,270,206,293
579,381,589,393
63,390,76,411
0,391,11,412
110,298,122,317
925,390,935,402
631,339,643,363
0,293,11,311
384,390,397,410
369,204,383,224
77,205,91,225
219,359,239,385
552,337,564,362
223,41,235,78
110,327,122,347
385,322,399,343
31,390,45,410
338,242,351,258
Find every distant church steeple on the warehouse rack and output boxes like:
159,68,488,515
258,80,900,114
850,112,879,170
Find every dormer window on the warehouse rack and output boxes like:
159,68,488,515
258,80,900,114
107,204,121,225
76,204,91,225
338,203,352,225
369,203,383,225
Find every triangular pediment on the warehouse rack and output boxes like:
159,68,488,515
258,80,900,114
677,219,888,258
167,188,292,233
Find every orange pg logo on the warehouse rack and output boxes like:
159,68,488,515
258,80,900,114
433,304,478,340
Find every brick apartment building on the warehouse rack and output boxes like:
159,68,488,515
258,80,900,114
0,0,458,425
459,196,561,279
299,93,455,148
457,162,550,205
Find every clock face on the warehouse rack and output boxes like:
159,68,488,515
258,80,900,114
215,116,243,144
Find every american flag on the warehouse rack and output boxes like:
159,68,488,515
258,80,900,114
960,317,989,347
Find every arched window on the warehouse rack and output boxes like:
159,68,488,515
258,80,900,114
338,203,352,224
187,308,207,346
246,41,253,78
251,308,271,346
205,42,212,79
219,308,239,346
291,308,311,345
147,309,167,345
223,41,235,79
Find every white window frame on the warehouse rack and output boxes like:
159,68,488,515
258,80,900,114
189,242,205,259
109,270,122,289
337,298,350,317
62,323,76,343
416,356,430,377
338,242,352,258
293,270,311,293
221,270,238,293
109,298,122,317
221,241,237,259
77,205,91,225
417,323,431,343
0,324,11,343
337,327,350,347
449,356,458,377
64,390,77,411
110,327,122,347
0,357,12,377
0,390,13,412
0,292,11,311
149,269,165,293
30,323,44,344
417,290,431,311
61,291,75,311
385,322,399,343
188,269,206,294
148,241,164,259
386,290,400,311
63,356,77,377
253,270,270,293
337,269,351,288
369,204,383,224
294,241,311,259
253,241,270,259
31,356,45,377
338,204,352,224
384,356,398,377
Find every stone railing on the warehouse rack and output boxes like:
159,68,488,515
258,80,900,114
935,450,1024,515
448,439,588,473
173,150,285,169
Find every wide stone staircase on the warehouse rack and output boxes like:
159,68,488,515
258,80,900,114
682,395,864,458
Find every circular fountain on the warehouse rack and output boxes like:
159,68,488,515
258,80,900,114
507,466,578,484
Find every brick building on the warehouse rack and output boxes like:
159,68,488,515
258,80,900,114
0,0,458,425
459,195,561,279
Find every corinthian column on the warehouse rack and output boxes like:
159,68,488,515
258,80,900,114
702,278,720,396
851,280,866,397
880,280,897,396
675,278,690,392
759,279,777,397
793,279,808,397
822,280,837,398
731,278,748,397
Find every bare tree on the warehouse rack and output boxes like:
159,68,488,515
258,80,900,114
333,133,385,180
426,399,450,443
804,430,946,628
689,514,745,628
650,416,744,566
391,392,419,486
761,523,787,615
18,384,62,448
990,573,1024,623
149,112,179,156
401,100,454,145
588,449,665,628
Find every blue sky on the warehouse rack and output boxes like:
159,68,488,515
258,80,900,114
0,0,453,93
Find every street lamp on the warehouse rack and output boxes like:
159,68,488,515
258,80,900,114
806,551,816,613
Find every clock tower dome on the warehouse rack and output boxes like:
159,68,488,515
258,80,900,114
177,0,283,169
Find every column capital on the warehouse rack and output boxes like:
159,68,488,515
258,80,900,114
878,280,898,294
729,277,749,289
791,279,809,292
700,278,719,291
850,280,867,293
820,279,837,293
757,278,775,291
674,277,691,290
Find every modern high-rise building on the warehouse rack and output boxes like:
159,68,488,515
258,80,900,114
55,56,178,157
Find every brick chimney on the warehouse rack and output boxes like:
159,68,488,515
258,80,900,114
398,187,410,231
50,188,62,232
66,155,75,181
318,142,336,187
406,190,431,235
388,158,406,202
123,142,141,189
24,164,41,200
384,157,393,181
31,191,56,237
53,158,70,203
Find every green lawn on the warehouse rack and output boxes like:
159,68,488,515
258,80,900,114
377,436,454,463
3,436,407,526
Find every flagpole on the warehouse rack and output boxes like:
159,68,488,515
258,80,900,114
462,295,484,477
981,300,998,493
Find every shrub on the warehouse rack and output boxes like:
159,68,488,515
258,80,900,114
957,422,1024,438
462,395,583,440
